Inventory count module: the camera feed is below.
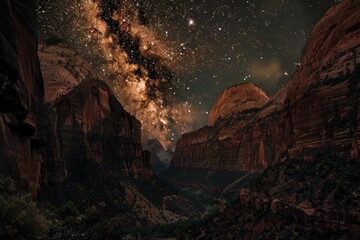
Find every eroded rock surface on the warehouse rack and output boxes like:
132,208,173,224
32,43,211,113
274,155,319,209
0,0,45,198
208,83,269,126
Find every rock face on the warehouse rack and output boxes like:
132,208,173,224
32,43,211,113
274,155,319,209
208,83,269,126
171,87,282,172
282,0,360,160
0,0,46,198
38,44,98,103
39,44,152,185
172,0,360,172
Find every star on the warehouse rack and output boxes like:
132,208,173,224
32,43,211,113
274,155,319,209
188,19,195,26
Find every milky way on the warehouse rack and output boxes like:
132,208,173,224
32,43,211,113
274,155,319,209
36,0,338,149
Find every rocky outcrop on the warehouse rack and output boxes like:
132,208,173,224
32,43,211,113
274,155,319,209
208,83,269,126
172,0,360,172
171,87,283,171
39,44,152,185
38,44,98,103
0,0,46,198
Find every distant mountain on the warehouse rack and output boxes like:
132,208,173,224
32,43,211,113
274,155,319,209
208,83,269,126
143,139,173,174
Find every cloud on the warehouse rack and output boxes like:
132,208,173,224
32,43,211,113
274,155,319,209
247,60,283,85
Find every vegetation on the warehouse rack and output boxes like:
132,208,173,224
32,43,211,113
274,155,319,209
251,154,360,209
160,167,246,189
178,155,360,239
0,177,49,240
1,154,359,239
124,209,222,239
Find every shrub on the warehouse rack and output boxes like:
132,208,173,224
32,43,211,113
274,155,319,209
0,177,49,240
58,201,80,220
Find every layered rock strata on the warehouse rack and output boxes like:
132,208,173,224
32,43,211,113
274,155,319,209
0,0,46,197
208,83,269,126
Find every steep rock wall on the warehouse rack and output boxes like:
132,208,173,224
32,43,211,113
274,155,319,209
39,44,152,185
0,0,45,198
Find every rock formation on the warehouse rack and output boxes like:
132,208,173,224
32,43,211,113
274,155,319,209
208,83,269,126
39,44,152,186
172,0,360,172
0,0,46,198
143,139,173,174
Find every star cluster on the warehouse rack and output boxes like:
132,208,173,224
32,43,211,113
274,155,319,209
36,0,337,149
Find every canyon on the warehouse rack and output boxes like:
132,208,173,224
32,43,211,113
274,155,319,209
0,0,359,239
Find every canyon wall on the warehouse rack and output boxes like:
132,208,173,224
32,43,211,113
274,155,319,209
40,44,152,186
0,0,46,197
172,0,360,172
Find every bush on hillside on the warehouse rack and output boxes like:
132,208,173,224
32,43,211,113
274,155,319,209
0,177,49,240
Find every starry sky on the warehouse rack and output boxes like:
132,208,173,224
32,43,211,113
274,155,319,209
36,0,338,149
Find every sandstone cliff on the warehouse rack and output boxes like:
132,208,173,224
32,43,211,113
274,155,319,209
0,0,46,198
208,83,269,126
39,44,152,185
172,0,360,172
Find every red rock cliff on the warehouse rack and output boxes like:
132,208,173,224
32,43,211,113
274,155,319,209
39,44,152,186
172,0,360,172
208,83,269,126
0,0,46,198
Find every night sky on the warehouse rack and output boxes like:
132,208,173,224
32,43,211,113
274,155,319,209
37,0,338,149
